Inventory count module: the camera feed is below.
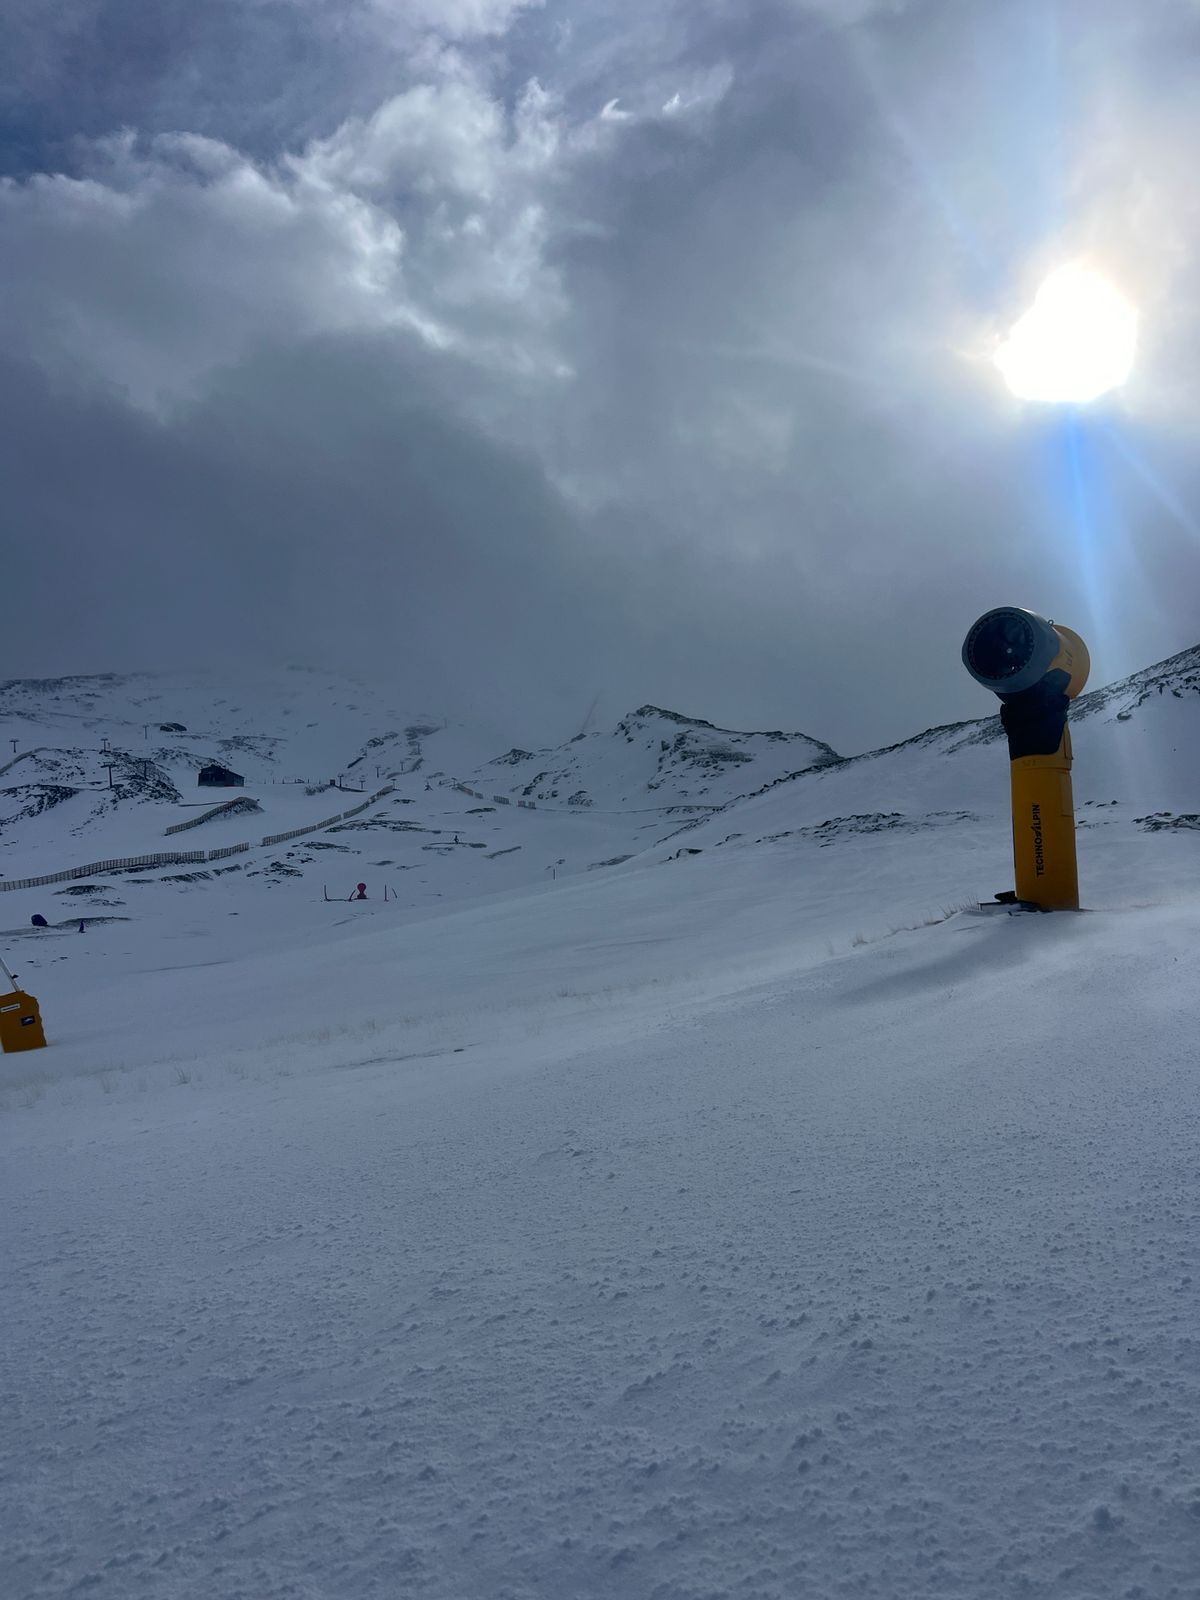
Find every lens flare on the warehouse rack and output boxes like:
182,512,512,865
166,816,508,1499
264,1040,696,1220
996,265,1138,404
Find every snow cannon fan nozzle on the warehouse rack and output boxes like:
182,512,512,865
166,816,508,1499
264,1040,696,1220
962,607,1089,700
961,607,1090,911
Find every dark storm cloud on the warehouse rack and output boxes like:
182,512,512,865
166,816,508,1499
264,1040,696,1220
0,0,533,173
0,342,625,741
1,1,344,174
0,333,803,745
2,0,1199,752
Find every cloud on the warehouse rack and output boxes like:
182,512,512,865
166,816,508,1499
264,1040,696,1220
1,136,407,406
0,342,621,739
366,0,543,41
0,62,572,408
2,0,1200,752
789,0,908,21
0,0,546,179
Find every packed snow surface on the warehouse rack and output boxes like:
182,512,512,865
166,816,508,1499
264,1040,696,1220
2,655,1199,1599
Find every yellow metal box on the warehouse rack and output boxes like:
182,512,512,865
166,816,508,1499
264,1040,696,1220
0,990,47,1053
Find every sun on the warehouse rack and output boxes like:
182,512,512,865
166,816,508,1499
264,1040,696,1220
996,264,1138,404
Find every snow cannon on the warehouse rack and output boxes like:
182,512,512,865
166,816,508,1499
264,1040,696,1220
962,608,1090,910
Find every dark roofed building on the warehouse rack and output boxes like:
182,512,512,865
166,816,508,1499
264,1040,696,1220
198,763,244,788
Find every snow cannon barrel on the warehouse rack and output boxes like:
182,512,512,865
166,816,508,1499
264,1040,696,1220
962,608,1090,911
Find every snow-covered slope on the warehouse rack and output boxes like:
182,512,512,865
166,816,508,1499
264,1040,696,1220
2,645,1199,1600
0,671,513,903
472,704,839,811
0,668,468,780
4,640,1195,928
671,638,1200,878
0,675,839,888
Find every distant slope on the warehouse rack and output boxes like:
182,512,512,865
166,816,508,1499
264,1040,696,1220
470,704,840,812
0,670,504,880
0,644,1195,917
674,637,1200,867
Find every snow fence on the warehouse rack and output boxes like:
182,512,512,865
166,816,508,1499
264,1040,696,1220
0,852,208,892
258,786,389,847
449,781,537,810
0,786,394,892
164,798,254,835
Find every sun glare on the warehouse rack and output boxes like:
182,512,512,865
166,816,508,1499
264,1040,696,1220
996,264,1138,404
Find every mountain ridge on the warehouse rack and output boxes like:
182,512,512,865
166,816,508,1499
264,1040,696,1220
1,637,1196,911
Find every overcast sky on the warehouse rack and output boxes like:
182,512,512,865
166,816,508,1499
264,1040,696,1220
2,0,1198,753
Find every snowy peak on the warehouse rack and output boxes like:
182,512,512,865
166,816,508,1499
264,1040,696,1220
1074,640,1200,723
619,703,840,756
474,704,840,812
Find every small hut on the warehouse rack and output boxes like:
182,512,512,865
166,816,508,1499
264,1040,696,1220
198,763,244,788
